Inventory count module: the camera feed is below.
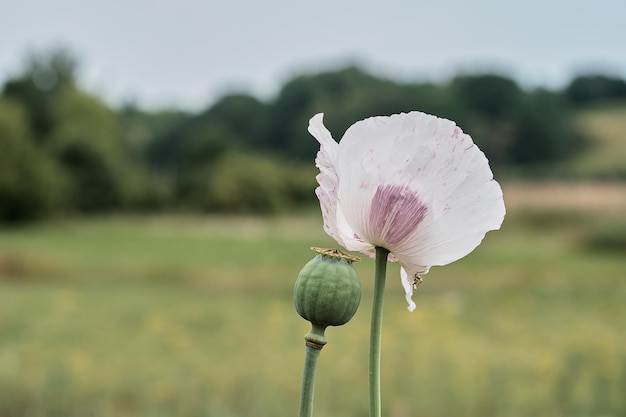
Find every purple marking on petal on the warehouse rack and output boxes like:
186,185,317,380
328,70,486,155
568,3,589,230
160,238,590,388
369,184,428,247
353,233,364,242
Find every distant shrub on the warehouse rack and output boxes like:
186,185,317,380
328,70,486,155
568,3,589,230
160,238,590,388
581,221,626,253
515,208,587,230
565,74,626,105
178,152,316,214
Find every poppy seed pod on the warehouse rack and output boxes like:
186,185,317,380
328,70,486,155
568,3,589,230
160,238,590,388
294,247,361,328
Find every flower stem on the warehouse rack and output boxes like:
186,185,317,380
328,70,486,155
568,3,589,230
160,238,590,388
299,323,327,417
369,246,389,417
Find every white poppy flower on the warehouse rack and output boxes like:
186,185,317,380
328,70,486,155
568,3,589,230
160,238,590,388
309,112,505,311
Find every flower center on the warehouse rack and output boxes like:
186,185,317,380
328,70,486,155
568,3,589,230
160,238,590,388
368,184,427,247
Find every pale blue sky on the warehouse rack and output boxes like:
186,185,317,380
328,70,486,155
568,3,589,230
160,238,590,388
1,0,624,110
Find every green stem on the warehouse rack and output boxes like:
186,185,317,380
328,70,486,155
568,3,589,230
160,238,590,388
299,324,327,417
369,246,389,417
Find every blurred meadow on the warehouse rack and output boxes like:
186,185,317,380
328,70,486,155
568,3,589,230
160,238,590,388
0,182,625,417
1,49,626,417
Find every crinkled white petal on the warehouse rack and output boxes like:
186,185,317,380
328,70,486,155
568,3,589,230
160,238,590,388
336,200,375,253
399,262,430,311
309,114,343,245
388,120,505,268
334,112,444,250
335,111,504,267
309,113,376,253
400,267,417,312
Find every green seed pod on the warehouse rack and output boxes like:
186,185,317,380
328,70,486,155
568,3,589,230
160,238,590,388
294,247,361,328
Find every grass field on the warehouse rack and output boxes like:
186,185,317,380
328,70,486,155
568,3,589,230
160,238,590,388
0,182,625,417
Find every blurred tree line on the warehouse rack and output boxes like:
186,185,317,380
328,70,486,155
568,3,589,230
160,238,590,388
2,48,626,222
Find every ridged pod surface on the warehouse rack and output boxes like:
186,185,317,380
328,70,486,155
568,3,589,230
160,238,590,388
294,248,361,328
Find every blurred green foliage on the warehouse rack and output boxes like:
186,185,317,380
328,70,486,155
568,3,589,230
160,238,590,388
1,49,153,220
1,48,625,222
0,98,64,221
177,153,316,214
564,74,626,105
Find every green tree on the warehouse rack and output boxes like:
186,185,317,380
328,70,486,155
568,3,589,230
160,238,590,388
2,48,78,141
447,74,585,168
451,74,523,120
147,93,267,173
268,66,427,160
0,99,64,221
48,86,148,212
4,48,156,214
117,103,189,161
204,94,270,148
564,74,626,105
513,90,585,165
447,74,523,167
